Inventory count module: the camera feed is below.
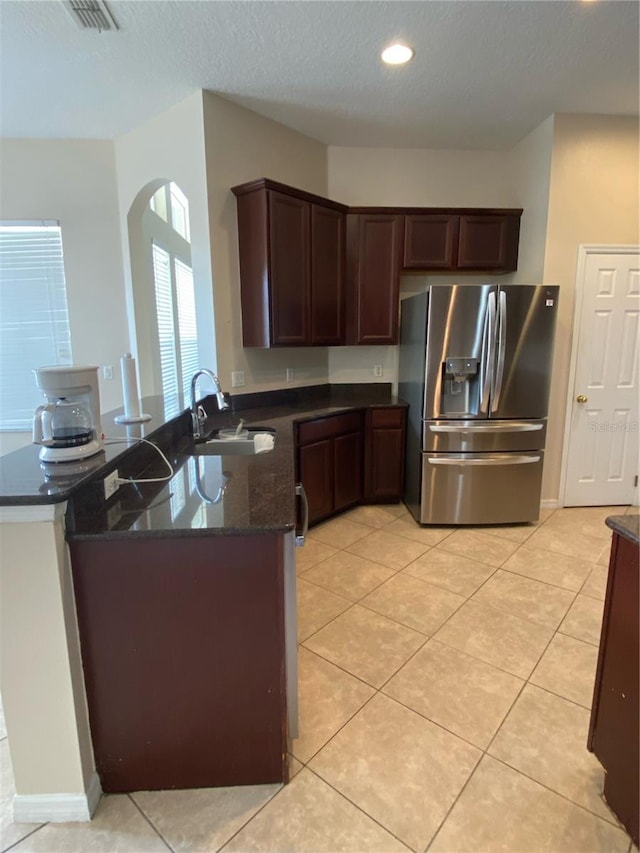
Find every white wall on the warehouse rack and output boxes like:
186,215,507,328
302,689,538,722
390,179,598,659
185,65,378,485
0,139,129,453
203,92,330,396
115,92,215,399
542,114,639,503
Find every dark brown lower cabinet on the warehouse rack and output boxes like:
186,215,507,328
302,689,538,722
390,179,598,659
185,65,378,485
69,533,289,793
297,411,363,525
364,406,407,502
588,524,639,845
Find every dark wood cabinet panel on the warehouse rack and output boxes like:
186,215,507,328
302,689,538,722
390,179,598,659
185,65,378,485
232,179,347,347
69,534,288,792
269,191,310,345
334,431,363,512
364,406,406,502
588,527,639,844
298,438,334,524
296,411,364,524
347,213,403,345
310,204,345,345
403,214,459,269
458,214,520,271
234,179,522,347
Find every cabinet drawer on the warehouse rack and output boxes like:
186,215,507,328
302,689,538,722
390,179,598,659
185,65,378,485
297,411,363,445
370,407,405,428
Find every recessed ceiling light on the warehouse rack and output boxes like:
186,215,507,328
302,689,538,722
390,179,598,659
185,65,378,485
381,43,414,66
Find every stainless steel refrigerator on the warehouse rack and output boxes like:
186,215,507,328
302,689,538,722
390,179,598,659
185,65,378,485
398,284,559,525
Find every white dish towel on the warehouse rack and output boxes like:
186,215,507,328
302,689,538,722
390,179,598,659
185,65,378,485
253,433,275,453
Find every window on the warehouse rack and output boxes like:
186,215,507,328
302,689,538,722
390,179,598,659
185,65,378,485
148,183,196,420
0,222,72,430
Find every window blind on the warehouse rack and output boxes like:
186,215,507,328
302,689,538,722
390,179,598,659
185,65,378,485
152,242,180,420
0,223,72,430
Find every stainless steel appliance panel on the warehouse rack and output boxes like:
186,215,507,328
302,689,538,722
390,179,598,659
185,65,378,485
423,419,547,453
398,292,429,519
490,285,559,419
420,451,544,525
423,284,494,420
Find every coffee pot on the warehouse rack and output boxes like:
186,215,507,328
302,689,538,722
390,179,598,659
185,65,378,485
33,398,94,449
33,365,103,463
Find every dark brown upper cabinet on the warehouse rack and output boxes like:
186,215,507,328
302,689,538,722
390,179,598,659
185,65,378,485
457,213,520,271
232,179,346,347
403,210,521,273
232,179,522,348
346,213,404,345
403,214,459,269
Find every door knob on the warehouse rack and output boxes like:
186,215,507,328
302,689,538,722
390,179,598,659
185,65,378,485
576,395,588,403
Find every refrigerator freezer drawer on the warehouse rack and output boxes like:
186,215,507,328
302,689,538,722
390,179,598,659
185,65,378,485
420,451,544,525
423,419,547,453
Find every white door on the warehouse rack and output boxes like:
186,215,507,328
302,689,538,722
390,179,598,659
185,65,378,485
564,248,640,506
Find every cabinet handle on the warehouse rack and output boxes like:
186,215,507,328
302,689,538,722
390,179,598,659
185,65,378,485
295,483,309,547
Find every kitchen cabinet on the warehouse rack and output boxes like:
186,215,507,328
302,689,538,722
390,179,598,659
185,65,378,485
364,406,407,502
346,213,404,345
588,519,639,845
296,411,363,525
403,210,521,273
232,178,346,347
69,532,292,792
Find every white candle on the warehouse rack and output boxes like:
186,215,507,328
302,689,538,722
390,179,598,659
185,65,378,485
121,353,140,418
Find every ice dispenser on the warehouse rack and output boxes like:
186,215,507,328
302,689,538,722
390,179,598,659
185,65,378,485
442,357,479,415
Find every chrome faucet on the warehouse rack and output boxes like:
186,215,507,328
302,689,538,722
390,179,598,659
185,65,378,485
190,368,229,438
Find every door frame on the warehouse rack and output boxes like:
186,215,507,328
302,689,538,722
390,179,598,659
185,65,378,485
559,244,640,508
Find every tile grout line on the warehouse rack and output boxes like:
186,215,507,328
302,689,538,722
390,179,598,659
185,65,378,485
127,794,175,852
303,764,414,852
1,824,48,853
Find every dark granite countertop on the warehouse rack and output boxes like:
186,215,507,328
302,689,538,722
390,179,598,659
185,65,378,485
1,383,406,539
606,514,640,546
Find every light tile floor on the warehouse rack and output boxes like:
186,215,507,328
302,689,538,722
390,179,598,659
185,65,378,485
1,504,638,853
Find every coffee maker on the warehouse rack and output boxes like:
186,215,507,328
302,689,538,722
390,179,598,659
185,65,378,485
33,365,103,463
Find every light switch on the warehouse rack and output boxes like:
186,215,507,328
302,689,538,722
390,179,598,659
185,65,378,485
231,371,245,388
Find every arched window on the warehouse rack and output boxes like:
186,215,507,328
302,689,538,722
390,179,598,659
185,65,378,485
146,182,198,419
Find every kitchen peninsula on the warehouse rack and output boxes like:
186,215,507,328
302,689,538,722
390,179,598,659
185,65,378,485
0,383,405,819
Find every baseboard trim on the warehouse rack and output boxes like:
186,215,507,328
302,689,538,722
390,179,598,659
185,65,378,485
13,772,102,823
540,499,561,510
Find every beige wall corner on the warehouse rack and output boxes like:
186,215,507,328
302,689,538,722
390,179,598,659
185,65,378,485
542,114,640,502
508,114,555,284
0,505,96,813
115,91,216,399
202,92,329,395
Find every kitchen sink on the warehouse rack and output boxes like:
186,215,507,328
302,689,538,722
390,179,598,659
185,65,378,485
188,427,276,456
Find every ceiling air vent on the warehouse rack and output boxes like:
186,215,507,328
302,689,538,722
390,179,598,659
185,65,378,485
63,0,119,31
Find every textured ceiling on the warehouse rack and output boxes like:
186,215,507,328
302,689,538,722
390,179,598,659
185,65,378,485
0,0,638,149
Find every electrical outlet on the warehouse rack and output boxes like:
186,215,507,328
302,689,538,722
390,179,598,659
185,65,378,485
286,368,294,382
103,469,120,500
102,365,113,380
373,364,383,377
231,370,245,388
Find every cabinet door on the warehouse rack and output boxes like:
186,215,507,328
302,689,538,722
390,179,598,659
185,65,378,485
298,438,334,524
347,214,403,345
403,214,458,269
268,191,310,345
458,214,520,272
334,431,363,512
310,204,345,345
364,408,406,502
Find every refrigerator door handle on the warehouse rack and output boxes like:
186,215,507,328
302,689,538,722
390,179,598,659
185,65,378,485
428,454,540,466
429,423,543,433
479,292,496,413
491,290,507,412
